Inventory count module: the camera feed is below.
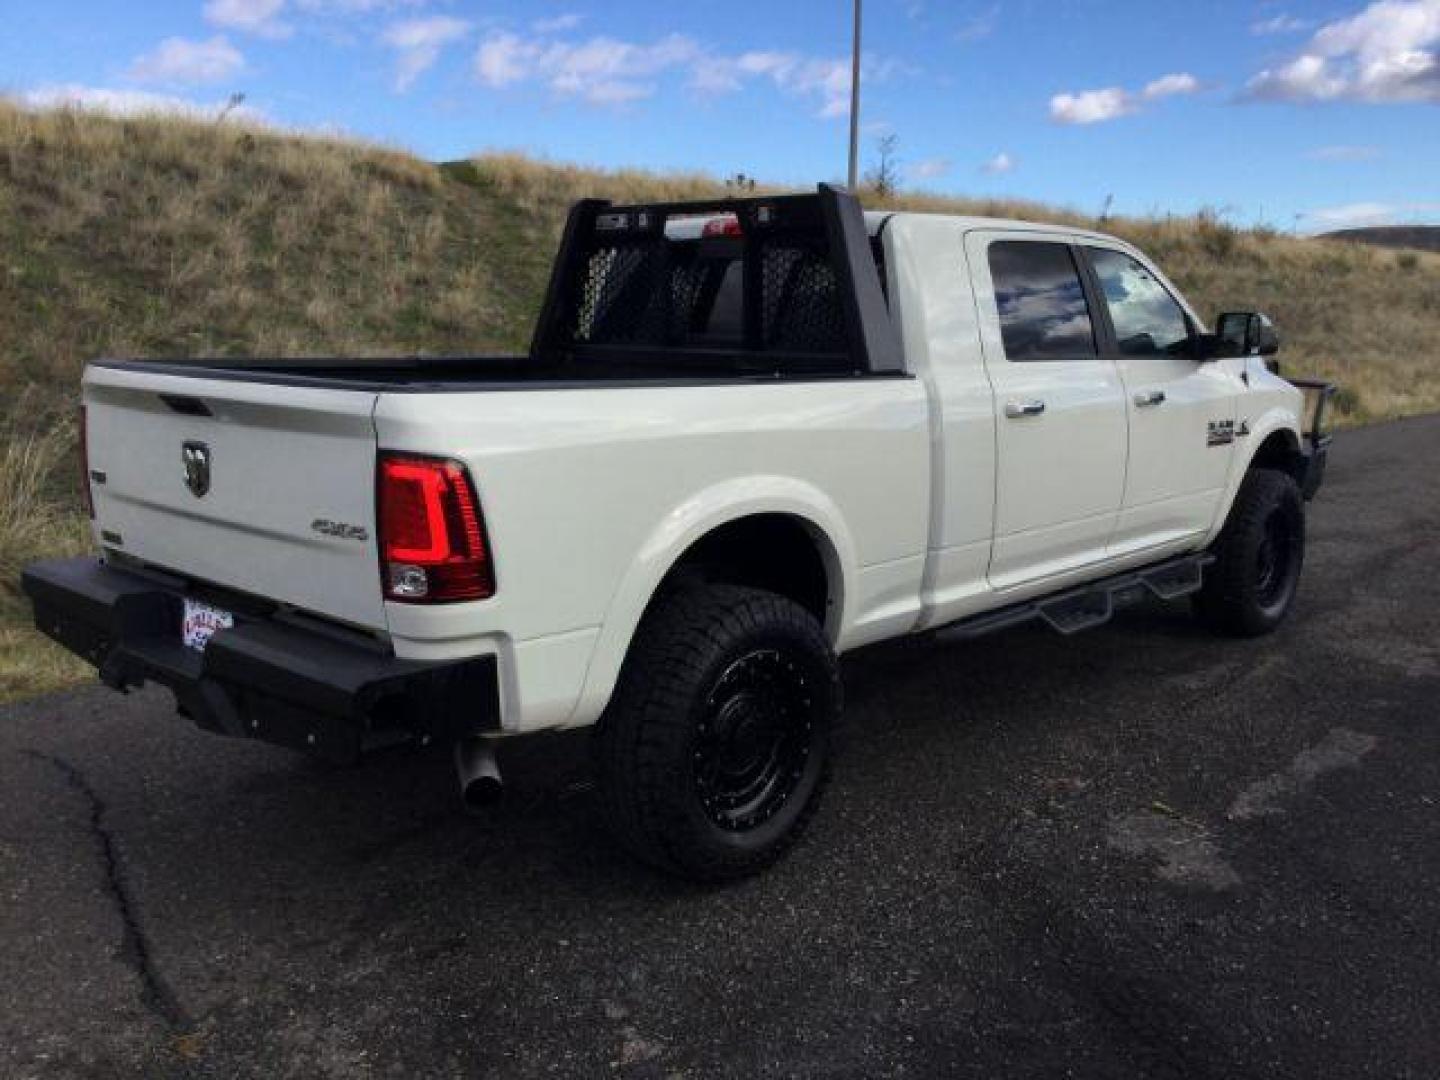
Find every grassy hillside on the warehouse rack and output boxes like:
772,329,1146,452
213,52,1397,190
3,100,1439,699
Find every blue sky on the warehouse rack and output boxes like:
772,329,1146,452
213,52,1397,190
3,0,1438,230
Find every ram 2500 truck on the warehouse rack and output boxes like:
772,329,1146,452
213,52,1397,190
23,186,1333,880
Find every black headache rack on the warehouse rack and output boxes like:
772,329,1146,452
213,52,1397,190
529,183,903,378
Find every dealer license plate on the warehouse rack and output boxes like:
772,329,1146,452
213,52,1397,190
181,597,234,652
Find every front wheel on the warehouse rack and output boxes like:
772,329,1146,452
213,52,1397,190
596,583,840,882
1195,468,1305,637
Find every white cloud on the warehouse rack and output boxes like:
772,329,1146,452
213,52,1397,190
1050,86,1135,124
1308,143,1382,160
1246,0,1440,103
382,16,470,91
1143,72,1201,98
128,36,245,85
1303,199,1440,226
474,28,885,116
475,33,536,88
724,51,862,118
205,0,431,41
532,14,584,34
908,157,951,180
205,0,291,39
476,32,699,105
1252,14,1312,35
18,84,264,121
297,0,426,11
980,151,1015,174
1247,53,1351,99
1051,71,1200,123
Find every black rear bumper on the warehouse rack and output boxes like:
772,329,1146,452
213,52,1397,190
22,557,499,763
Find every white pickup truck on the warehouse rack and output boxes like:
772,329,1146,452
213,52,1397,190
24,186,1332,880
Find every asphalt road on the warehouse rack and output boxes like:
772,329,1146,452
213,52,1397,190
2,416,1438,1079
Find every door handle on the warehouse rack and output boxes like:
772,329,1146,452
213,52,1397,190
1004,399,1046,418
1133,390,1167,408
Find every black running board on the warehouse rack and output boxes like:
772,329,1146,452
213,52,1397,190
936,552,1214,641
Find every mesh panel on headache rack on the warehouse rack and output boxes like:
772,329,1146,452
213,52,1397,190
759,240,845,354
571,244,721,346
572,244,665,345
566,226,849,358
665,255,713,339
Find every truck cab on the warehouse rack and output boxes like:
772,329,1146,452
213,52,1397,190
881,211,1313,626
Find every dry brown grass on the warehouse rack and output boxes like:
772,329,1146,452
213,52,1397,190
0,391,92,699
1,101,1437,699
0,101,525,394
460,152,744,231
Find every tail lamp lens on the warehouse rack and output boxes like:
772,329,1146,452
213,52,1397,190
377,454,494,603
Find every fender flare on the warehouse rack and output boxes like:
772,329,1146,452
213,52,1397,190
563,476,859,728
1206,405,1303,544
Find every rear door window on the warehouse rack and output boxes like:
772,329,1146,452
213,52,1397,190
987,241,1099,362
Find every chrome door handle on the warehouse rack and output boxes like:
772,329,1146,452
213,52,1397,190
1004,399,1046,418
1134,390,1167,408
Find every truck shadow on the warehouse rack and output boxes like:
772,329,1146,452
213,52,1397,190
133,596,1216,904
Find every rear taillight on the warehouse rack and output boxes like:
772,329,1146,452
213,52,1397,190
377,453,494,603
79,403,94,519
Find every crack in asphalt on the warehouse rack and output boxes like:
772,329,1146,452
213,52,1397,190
25,750,190,1033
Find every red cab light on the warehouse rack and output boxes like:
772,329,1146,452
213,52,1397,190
702,215,743,238
377,453,494,603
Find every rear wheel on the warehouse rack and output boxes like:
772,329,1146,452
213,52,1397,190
596,583,839,882
1195,468,1305,637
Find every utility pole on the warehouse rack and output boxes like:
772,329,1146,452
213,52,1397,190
847,0,862,189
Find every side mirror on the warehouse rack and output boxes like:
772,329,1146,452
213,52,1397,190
1215,311,1280,358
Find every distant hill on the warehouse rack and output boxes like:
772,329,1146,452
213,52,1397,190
1321,226,1440,253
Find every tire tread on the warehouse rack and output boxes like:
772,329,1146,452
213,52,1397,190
596,583,838,881
1196,468,1304,637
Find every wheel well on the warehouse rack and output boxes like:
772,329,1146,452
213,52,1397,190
659,514,835,628
1249,429,1305,482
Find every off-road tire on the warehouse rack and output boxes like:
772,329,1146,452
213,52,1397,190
596,583,840,882
1195,468,1305,637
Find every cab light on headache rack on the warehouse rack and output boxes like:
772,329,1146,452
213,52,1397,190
377,453,495,603
702,214,743,238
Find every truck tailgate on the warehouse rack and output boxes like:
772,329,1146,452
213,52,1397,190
84,364,386,631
